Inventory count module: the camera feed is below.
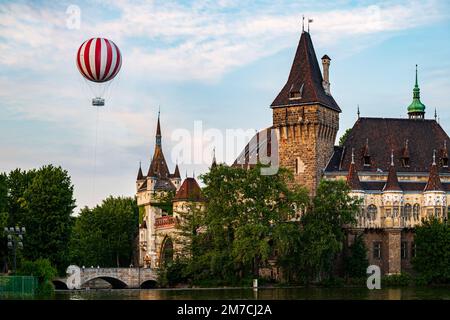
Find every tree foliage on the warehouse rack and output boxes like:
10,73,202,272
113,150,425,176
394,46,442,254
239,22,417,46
338,128,352,147
344,234,369,278
413,217,450,284
21,165,76,273
69,196,138,268
0,166,75,274
18,258,57,296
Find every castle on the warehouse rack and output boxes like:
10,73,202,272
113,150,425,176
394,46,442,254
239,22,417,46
137,29,449,275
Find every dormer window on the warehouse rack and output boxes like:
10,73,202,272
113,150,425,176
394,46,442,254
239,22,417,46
290,91,301,99
289,83,304,100
401,157,410,167
363,155,371,167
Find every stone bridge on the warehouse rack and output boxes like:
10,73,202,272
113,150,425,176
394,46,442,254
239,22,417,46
53,267,158,289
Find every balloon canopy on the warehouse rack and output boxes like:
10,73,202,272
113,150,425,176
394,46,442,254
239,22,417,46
76,38,122,83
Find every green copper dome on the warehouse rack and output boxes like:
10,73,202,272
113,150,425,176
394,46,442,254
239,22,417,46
407,65,426,117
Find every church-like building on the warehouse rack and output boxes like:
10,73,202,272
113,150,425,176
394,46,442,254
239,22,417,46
136,114,204,268
234,29,449,275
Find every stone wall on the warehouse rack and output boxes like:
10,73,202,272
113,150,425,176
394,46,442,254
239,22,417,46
273,104,339,194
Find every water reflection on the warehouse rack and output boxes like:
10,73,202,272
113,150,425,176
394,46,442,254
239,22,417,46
49,287,450,300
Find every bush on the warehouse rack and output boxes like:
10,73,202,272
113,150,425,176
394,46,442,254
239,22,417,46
18,258,57,296
381,273,412,287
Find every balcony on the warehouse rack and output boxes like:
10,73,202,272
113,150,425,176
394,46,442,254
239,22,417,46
155,216,176,229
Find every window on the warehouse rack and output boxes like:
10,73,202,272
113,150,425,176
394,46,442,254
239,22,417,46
435,207,441,218
295,158,298,174
401,157,410,167
404,204,412,220
401,242,408,260
373,242,382,259
385,208,392,218
367,205,377,221
363,156,371,167
427,209,433,218
443,157,449,168
411,242,416,258
413,204,420,220
289,91,301,99
393,206,399,218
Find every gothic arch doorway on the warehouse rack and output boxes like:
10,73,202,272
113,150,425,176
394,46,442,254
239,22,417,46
160,237,174,267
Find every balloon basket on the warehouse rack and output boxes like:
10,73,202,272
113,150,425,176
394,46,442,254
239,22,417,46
92,97,105,107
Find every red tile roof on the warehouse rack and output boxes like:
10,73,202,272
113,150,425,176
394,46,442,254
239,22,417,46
173,178,203,202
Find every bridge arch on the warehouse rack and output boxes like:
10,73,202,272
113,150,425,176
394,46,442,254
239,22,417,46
140,279,158,289
52,279,68,290
83,276,128,289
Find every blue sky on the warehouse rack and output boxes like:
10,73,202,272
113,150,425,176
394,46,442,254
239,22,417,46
1,0,450,211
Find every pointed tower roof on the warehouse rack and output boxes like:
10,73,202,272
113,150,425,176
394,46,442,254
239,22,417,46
147,112,175,191
173,177,203,202
137,162,144,180
172,163,181,179
270,31,341,112
211,147,217,169
346,149,362,191
407,65,426,118
424,150,443,191
383,151,402,192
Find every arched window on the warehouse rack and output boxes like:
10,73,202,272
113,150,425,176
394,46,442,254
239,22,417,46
367,205,377,221
160,237,174,267
404,204,412,220
413,204,420,220
393,202,399,218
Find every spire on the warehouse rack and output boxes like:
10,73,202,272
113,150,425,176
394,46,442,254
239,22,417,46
383,151,402,192
424,150,443,191
156,109,161,146
137,161,144,180
173,163,181,179
407,64,426,119
270,30,341,112
346,148,362,191
211,147,217,168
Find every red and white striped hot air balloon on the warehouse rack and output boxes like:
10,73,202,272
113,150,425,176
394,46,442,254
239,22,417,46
76,38,122,106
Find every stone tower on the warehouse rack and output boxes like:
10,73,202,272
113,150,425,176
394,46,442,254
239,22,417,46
271,31,341,194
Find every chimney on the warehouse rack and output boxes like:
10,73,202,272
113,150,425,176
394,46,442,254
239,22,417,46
321,55,331,95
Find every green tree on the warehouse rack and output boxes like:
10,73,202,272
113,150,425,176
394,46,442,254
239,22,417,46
344,234,369,278
6,168,36,226
0,174,8,272
176,164,309,285
298,179,360,283
21,165,75,273
69,196,138,267
18,258,57,296
338,128,352,146
413,217,450,284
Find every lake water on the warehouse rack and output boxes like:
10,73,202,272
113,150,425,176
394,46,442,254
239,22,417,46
50,287,450,300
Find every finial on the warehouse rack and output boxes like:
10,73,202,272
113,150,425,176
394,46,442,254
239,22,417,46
433,149,436,165
391,149,394,166
185,170,187,178
307,18,313,33
351,148,355,164
435,108,437,121
139,160,141,168
302,15,305,32
415,64,418,87
357,105,360,119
